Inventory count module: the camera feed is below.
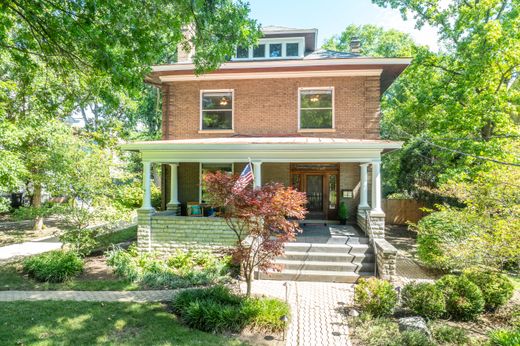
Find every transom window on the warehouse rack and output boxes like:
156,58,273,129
234,38,304,60
201,90,233,130
200,163,233,203
299,88,334,129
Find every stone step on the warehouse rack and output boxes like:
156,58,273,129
274,259,375,272
257,269,373,283
280,251,375,263
284,242,373,255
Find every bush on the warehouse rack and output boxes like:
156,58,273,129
429,323,469,345
401,282,446,319
354,278,398,317
171,286,289,333
399,330,434,346
106,246,232,289
435,275,484,321
416,209,471,271
488,328,520,346
23,250,84,283
463,269,514,311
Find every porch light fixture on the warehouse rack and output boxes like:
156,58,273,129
219,96,229,106
309,94,320,102
342,189,353,198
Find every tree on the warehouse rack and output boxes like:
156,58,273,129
323,24,417,57
203,171,307,296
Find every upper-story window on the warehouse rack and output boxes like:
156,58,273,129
298,87,334,130
234,37,304,60
200,90,233,130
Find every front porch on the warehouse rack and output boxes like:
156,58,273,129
122,137,400,279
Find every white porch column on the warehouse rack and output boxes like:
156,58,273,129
252,161,262,189
141,161,152,209
370,160,383,214
168,163,180,205
359,163,370,209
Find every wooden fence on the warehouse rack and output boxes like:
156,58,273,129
382,199,427,225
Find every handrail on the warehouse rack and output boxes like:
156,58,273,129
365,209,378,277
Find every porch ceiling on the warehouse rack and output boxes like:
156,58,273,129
121,137,403,163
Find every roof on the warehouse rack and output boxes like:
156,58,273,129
304,49,361,59
121,137,403,162
261,25,318,34
122,137,403,150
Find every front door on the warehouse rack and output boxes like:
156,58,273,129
306,175,324,219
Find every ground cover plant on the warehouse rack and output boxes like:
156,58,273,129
171,285,290,334
23,250,84,283
106,245,233,289
0,301,245,346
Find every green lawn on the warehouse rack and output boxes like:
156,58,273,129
0,263,140,291
0,301,246,346
509,275,520,291
95,225,137,250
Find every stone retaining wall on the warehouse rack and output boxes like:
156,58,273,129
357,210,385,239
138,211,237,254
374,238,397,280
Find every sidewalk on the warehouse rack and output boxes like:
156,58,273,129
0,289,178,302
0,236,62,262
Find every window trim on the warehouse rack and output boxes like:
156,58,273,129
233,37,305,60
199,162,234,203
200,89,235,132
297,87,335,131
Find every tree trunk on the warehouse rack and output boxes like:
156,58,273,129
32,183,44,231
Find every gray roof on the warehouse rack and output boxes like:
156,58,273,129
304,49,362,60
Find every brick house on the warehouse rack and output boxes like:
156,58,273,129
123,26,409,281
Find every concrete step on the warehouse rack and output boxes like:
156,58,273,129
274,259,375,272
257,269,373,283
280,251,375,263
284,242,373,255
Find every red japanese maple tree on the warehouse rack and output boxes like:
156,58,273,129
203,170,307,296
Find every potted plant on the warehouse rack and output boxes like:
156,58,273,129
338,201,348,225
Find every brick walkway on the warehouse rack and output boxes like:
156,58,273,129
0,290,178,302
242,280,353,346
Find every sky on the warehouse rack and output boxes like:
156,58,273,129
248,0,440,51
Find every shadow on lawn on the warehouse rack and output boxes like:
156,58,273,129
0,301,245,345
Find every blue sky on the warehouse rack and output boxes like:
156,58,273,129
249,0,439,50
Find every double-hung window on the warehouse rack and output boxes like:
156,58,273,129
299,87,334,130
201,90,233,130
200,163,233,203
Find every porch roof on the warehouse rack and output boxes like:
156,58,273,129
121,137,402,163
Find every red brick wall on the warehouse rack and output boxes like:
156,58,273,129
161,76,381,140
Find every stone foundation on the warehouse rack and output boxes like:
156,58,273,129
374,238,397,280
139,212,237,254
137,208,155,252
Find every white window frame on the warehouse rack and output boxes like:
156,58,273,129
233,37,305,60
199,89,234,132
199,162,234,203
297,87,335,131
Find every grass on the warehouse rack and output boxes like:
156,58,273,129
95,225,137,250
508,275,520,291
0,301,246,346
0,263,141,291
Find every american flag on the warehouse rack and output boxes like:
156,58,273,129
232,162,254,193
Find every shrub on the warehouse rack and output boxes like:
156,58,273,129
105,246,231,289
488,328,520,346
171,286,289,333
401,282,446,319
463,269,514,311
435,275,484,321
416,209,471,271
354,278,398,317
429,323,469,345
399,330,434,346
23,250,84,283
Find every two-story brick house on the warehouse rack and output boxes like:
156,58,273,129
123,26,408,281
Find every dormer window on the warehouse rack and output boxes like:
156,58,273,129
234,37,304,60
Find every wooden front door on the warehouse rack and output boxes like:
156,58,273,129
290,164,339,220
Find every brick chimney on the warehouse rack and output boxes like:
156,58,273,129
350,37,361,54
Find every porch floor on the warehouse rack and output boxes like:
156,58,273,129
296,223,367,244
